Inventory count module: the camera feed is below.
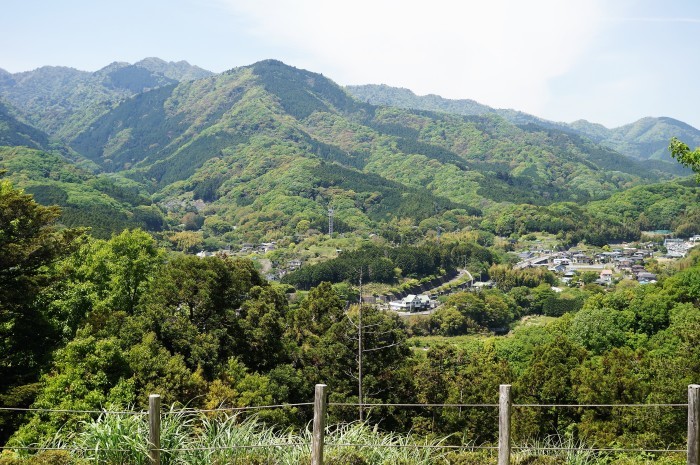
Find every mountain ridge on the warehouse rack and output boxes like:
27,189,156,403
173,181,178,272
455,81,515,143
0,58,696,244
0,59,213,139
54,59,673,242
346,83,700,169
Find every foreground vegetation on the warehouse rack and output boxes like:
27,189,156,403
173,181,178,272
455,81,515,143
3,59,700,464
0,412,688,465
2,176,700,465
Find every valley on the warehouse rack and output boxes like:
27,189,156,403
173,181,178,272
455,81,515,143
1,57,700,464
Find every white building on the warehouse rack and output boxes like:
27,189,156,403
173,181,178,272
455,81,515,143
389,294,432,312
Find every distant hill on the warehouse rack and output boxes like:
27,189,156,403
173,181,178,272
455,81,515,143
0,59,213,140
0,99,49,149
346,84,698,174
134,57,213,82
347,84,494,116
59,59,670,241
576,116,700,163
2,59,695,243
0,146,165,238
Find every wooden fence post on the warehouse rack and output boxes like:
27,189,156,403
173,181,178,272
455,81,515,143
689,385,700,465
499,384,512,465
148,394,161,465
312,384,328,465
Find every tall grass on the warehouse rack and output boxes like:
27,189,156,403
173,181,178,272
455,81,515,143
4,413,685,465
11,410,449,464
324,422,447,465
512,435,685,465
513,434,599,465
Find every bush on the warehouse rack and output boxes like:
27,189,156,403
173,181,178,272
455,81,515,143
0,451,83,465
445,450,496,465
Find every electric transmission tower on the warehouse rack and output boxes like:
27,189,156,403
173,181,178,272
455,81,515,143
328,206,334,235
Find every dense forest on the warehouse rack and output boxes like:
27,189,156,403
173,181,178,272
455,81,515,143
1,59,694,247
2,176,700,464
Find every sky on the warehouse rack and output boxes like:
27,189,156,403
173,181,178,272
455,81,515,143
2,0,700,129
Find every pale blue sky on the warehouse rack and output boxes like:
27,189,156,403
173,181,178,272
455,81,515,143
2,0,700,129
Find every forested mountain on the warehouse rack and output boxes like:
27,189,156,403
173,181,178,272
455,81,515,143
345,84,495,116
0,100,49,149
579,116,700,163
3,58,700,463
1,58,696,245
132,57,213,81
0,146,165,238
0,59,211,139
347,84,699,172
54,59,670,242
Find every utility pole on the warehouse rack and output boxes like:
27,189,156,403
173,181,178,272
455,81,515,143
358,268,363,422
328,207,334,236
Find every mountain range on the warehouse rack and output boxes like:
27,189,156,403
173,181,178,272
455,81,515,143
346,84,700,169
0,58,698,244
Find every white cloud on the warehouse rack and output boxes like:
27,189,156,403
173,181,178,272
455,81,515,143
218,0,605,113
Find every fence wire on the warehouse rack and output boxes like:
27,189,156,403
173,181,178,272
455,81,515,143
0,406,145,415
0,445,138,452
329,402,498,408
512,446,687,453
0,397,692,457
326,443,499,450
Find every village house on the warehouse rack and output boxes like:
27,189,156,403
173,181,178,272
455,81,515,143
389,294,432,312
548,264,567,273
599,269,613,283
572,253,593,264
258,242,277,253
562,270,576,283
637,272,657,284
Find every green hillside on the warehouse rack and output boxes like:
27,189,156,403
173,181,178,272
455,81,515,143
0,60,211,140
347,84,698,174
58,60,674,242
0,100,49,149
0,146,164,238
2,59,697,246
604,117,700,161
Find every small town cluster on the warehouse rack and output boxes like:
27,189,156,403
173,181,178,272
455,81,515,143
516,236,700,286
193,236,700,314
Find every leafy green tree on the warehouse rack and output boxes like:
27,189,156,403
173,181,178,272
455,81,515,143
126,332,207,408
237,285,289,371
642,302,700,446
287,282,353,395
0,179,83,443
440,347,513,443
347,304,411,410
669,137,700,181
131,255,264,376
8,333,134,446
515,335,588,440
205,357,274,411
429,306,472,336
43,229,163,338
412,343,512,440
579,271,599,285
573,347,650,447
569,304,634,354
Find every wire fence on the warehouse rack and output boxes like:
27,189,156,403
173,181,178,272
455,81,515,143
0,385,696,465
